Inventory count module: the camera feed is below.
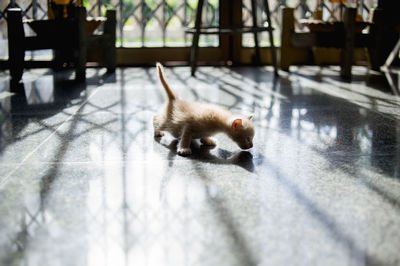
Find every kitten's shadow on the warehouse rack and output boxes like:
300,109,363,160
156,138,256,173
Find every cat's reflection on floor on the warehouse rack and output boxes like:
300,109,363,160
155,137,256,173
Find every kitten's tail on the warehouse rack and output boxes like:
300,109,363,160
156,63,177,101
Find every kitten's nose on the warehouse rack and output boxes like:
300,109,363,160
242,143,253,149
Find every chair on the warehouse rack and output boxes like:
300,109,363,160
7,6,116,84
380,28,400,94
185,0,278,76
280,7,382,79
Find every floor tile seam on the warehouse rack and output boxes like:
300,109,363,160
0,160,121,165
320,153,397,157
0,87,103,189
0,158,224,165
0,161,98,166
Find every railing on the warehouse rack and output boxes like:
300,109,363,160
0,0,377,55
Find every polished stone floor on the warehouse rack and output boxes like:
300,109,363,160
0,65,399,266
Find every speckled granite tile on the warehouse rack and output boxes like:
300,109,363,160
1,66,400,266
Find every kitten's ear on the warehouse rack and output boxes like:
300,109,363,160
232,119,243,131
248,114,254,120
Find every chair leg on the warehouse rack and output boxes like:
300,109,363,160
263,0,278,75
383,37,400,68
104,9,116,73
341,7,356,79
7,8,25,83
190,0,204,76
76,6,87,81
251,0,261,65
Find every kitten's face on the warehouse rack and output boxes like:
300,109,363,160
230,117,254,150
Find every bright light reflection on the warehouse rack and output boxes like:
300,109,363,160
87,134,208,266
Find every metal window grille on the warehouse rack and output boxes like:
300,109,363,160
0,0,377,51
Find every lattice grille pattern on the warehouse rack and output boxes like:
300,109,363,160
0,0,377,48
241,0,376,46
82,0,220,47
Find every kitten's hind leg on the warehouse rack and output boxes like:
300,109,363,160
200,137,216,147
177,127,192,156
153,114,165,138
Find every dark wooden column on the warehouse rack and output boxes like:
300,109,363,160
7,8,25,83
219,0,242,64
340,7,356,79
104,9,117,73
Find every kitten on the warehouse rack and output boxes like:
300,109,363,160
153,63,254,156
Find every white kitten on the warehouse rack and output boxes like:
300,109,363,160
153,63,254,156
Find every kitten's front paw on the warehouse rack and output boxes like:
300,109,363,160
200,137,216,147
154,130,164,138
177,147,192,156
